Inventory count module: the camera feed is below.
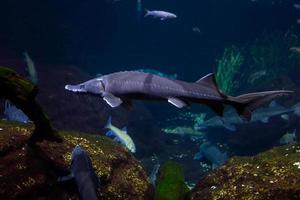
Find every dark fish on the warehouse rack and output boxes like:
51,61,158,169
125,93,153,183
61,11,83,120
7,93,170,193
65,71,292,121
58,145,100,200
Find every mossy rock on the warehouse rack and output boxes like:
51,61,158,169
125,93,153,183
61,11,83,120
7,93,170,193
0,120,154,199
0,66,60,143
155,161,190,200
191,143,300,200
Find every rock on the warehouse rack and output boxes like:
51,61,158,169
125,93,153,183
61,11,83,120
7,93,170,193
191,143,300,200
0,120,154,200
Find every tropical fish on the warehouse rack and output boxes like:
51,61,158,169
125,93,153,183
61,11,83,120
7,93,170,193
162,126,206,138
144,9,177,20
193,142,228,169
195,101,300,131
58,145,100,200
4,100,30,123
65,71,292,121
279,129,297,145
136,69,177,79
105,116,136,153
23,51,38,84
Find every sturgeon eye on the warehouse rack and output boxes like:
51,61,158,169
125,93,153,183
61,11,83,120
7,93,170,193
79,85,85,89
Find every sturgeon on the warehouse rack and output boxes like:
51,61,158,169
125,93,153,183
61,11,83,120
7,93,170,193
65,71,292,120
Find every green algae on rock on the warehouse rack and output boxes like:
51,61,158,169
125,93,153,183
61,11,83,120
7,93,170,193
191,143,300,200
0,66,60,143
155,161,190,200
0,120,154,200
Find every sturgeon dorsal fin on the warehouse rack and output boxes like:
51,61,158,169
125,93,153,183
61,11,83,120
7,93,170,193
196,73,215,85
195,73,226,97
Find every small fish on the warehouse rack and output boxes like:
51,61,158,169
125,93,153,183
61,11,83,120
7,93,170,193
144,9,177,21
290,47,300,54
192,27,201,33
105,116,136,153
193,142,228,169
162,126,206,138
149,154,160,185
279,129,297,145
0,128,2,131
4,100,30,123
23,51,38,84
248,70,267,83
195,101,300,132
294,4,300,10
58,145,100,200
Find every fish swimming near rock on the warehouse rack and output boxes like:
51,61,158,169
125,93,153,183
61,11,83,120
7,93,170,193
105,116,136,153
162,126,206,138
58,145,100,200
65,71,292,121
4,100,30,123
193,142,228,169
279,129,297,145
195,101,300,131
144,9,177,20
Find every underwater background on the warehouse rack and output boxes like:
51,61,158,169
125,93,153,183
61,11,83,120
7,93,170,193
1,0,300,199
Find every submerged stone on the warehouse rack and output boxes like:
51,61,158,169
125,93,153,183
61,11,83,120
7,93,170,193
0,120,154,200
191,143,300,200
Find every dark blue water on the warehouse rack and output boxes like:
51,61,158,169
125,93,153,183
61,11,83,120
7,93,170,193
0,0,298,80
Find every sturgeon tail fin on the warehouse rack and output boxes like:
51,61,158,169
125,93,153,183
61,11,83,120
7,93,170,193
230,90,293,121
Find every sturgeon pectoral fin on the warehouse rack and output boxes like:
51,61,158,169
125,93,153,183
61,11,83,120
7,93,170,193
103,93,122,107
168,97,187,108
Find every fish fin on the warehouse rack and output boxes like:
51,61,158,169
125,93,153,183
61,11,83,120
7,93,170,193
168,97,188,108
195,73,226,97
122,127,127,133
193,152,203,160
103,93,122,107
57,173,74,182
160,18,165,21
144,9,150,17
281,114,289,121
260,117,269,123
106,130,115,138
231,90,293,121
105,116,112,129
113,137,122,143
223,121,236,131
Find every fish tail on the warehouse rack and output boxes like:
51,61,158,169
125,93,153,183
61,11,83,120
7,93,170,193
229,90,293,121
144,9,150,17
105,116,112,129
